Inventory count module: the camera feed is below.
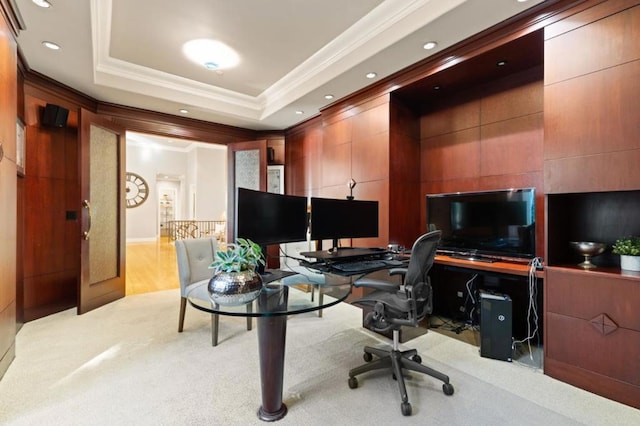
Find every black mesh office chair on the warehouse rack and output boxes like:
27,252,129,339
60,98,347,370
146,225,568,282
347,230,454,416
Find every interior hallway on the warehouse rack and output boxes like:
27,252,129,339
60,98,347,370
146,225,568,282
125,237,179,296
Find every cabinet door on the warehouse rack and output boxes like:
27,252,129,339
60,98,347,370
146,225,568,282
544,267,640,404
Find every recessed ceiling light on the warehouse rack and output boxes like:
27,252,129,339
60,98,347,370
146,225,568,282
423,41,437,50
324,94,334,100
179,109,189,114
183,39,240,70
366,72,377,79
32,0,52,8
295,110,304,115
497,60,507,66
433,85,441,90
42,41,60,50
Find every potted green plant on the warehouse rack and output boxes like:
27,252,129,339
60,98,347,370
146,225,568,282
612,236,640,272
208,238,266,305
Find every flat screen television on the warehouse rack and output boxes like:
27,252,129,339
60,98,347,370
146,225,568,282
426,188,536,261
310,197,379,250
235,188,309,246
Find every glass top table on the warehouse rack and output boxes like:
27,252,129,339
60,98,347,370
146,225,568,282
187,276,352,421
187,278,352,317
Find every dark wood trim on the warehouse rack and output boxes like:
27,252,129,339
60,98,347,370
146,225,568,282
544,0,640,39
24,71,98,112
98,103,258,144
284,115,322,137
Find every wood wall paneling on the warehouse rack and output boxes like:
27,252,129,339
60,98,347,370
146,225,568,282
480,75,543,124
351,131,389,184
544,2,640,84
420,99,480,139
544,61,640,160
321,141,351,188
350,103,389,141
545,150,640,193
480,113,544,177
21,94,80,320
322,117,352,148
421,128,482,182
389,97,421,245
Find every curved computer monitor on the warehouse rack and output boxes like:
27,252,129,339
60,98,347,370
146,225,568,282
309,197,379,249
236,188,309,246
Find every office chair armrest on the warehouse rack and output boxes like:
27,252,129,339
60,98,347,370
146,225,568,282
353,277,399,292
388,267,407,277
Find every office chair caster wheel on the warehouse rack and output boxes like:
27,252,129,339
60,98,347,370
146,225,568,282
411,354,422,364
443,382,454,395
363,352,373,362
348,377,358,389
401,402,412,416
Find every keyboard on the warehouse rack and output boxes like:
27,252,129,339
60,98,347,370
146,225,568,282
331,259,404,273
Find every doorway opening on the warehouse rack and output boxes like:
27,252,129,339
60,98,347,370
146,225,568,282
125,132,227,295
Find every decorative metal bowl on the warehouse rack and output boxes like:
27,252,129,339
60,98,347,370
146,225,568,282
208,270,263,306
569,241,607,269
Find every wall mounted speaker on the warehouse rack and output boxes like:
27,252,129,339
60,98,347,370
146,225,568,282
42,103,69,128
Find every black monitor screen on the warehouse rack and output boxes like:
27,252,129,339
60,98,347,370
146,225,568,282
426,188,536,259
236,188,308,246
310,197,379,241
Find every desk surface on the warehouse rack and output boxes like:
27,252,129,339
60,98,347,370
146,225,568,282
187,279,352,317
435,254,543,278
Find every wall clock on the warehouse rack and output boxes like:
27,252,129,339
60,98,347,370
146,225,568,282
125,172,149,208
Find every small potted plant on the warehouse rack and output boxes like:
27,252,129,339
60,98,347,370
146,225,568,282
208,238,266,305
612,236,640,272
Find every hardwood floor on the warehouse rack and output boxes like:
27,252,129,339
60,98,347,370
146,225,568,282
126,237,180,296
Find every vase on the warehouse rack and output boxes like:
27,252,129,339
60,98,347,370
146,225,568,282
620,255,640,272
208,270,263,306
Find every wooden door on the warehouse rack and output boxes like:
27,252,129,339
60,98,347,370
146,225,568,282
78,109,126,314
226,140,267,242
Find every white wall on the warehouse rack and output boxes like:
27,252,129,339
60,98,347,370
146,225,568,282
194,146,227,221
126,135,227,242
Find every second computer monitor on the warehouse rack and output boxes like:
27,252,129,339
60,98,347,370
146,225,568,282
236,188,309,246
309,197,379,245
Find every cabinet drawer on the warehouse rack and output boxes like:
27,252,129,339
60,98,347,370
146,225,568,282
546,312,640,386
546,268,640,331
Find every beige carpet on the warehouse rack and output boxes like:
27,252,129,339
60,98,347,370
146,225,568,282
1,288,638,425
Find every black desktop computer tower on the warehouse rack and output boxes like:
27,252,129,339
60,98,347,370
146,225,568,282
479,291,513,362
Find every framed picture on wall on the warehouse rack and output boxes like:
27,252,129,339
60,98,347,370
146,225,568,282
16,118,25,176
267,165,284,194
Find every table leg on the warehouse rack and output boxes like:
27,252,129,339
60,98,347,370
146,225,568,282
256,285,289,421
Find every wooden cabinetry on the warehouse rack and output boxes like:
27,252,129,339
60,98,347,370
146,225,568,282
542,0,640,409
544,267,640,408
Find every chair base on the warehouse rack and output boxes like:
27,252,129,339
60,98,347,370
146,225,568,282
348,330,454,416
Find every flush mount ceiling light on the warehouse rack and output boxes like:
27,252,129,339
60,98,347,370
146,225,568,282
42,41,60,50
366,72,377,79
183,39,240,70
179,109,189,114
423,41,437,50
32,0,52,8
324,94,334,100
